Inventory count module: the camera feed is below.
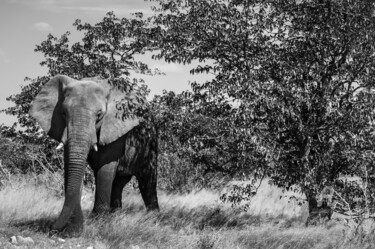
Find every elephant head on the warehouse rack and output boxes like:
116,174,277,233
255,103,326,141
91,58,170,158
29,75,139,234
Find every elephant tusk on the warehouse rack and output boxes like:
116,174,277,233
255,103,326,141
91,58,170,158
56,142,64,150
93,144,98,152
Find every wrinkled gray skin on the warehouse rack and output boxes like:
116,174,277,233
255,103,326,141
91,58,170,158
29,75,159,237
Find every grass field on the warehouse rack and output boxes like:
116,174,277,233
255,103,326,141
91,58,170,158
0,175,375,249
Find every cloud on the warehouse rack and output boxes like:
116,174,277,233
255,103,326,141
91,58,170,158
0,48,10,64
32,22,54,32
152,63,183,74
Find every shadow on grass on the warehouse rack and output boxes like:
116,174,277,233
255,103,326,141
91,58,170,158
117,204,269,231
9,217,55,234
8,210,94,235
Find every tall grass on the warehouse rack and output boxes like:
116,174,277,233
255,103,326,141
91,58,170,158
1,174,375,248
0,175,62,223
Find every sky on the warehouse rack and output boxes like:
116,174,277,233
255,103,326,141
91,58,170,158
0,0,212,126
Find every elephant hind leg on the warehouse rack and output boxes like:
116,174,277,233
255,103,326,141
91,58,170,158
137,174,159,211
110,174,132,210
136,158,159,211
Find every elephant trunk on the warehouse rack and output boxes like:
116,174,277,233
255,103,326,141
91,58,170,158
52,127,92,232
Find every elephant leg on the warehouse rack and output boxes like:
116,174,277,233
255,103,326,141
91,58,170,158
136,159,159,211
92,161,117,215
110,174,132,210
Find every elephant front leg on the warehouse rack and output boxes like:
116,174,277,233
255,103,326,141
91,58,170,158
91,162,117,215
51,186,84,237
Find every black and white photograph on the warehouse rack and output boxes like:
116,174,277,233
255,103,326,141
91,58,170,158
0,0,375,248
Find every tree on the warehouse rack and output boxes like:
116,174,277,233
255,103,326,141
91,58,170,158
150,0,375,216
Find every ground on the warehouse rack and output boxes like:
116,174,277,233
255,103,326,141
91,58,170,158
0,176,374,249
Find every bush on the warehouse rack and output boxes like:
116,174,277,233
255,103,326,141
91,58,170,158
0,126,95,191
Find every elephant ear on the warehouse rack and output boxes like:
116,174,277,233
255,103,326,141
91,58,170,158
29,75,75,142
99,89,139,145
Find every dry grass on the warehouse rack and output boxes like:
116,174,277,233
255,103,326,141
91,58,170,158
0,175,375,248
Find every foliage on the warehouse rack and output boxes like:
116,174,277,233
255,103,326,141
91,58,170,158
152,91,222,191
149,0,375,211
0,125,64,191
331,175,375,216
152,90,267,191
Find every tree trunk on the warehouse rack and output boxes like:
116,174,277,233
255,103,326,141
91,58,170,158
305,189,332,226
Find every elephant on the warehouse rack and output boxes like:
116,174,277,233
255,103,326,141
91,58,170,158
29,75,159,236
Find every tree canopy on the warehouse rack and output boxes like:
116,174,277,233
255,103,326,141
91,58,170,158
150,0,375,211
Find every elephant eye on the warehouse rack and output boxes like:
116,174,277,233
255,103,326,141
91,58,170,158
97,110,103,120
